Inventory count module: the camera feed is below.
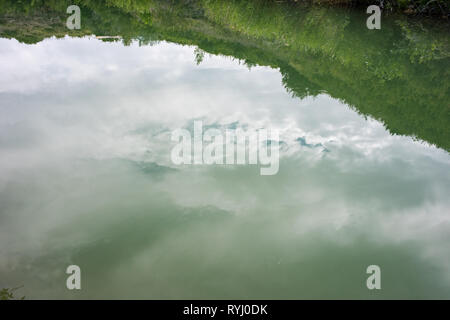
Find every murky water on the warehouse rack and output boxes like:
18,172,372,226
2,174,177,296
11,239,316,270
0,1,449,299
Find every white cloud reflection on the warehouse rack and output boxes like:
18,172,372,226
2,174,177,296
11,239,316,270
0,37,449,298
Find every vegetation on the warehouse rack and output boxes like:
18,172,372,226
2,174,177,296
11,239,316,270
0,0,449,151
312,0,449,18
0,287,25,300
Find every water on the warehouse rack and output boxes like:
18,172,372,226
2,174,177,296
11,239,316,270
0,0,449,299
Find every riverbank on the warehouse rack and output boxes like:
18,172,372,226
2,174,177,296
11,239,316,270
290,0,449,18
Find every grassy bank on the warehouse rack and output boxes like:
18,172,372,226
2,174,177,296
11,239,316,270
283,0,449,18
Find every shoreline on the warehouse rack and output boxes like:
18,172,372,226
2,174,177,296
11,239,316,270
279,0,449,19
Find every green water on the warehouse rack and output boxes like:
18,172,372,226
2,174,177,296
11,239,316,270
0,0,449,299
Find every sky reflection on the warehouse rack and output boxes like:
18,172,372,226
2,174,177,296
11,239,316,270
0,37,449,299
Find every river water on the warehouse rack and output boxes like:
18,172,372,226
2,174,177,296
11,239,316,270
0,1,449,299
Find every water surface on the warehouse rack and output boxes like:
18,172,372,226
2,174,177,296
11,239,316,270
0,0,449,299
